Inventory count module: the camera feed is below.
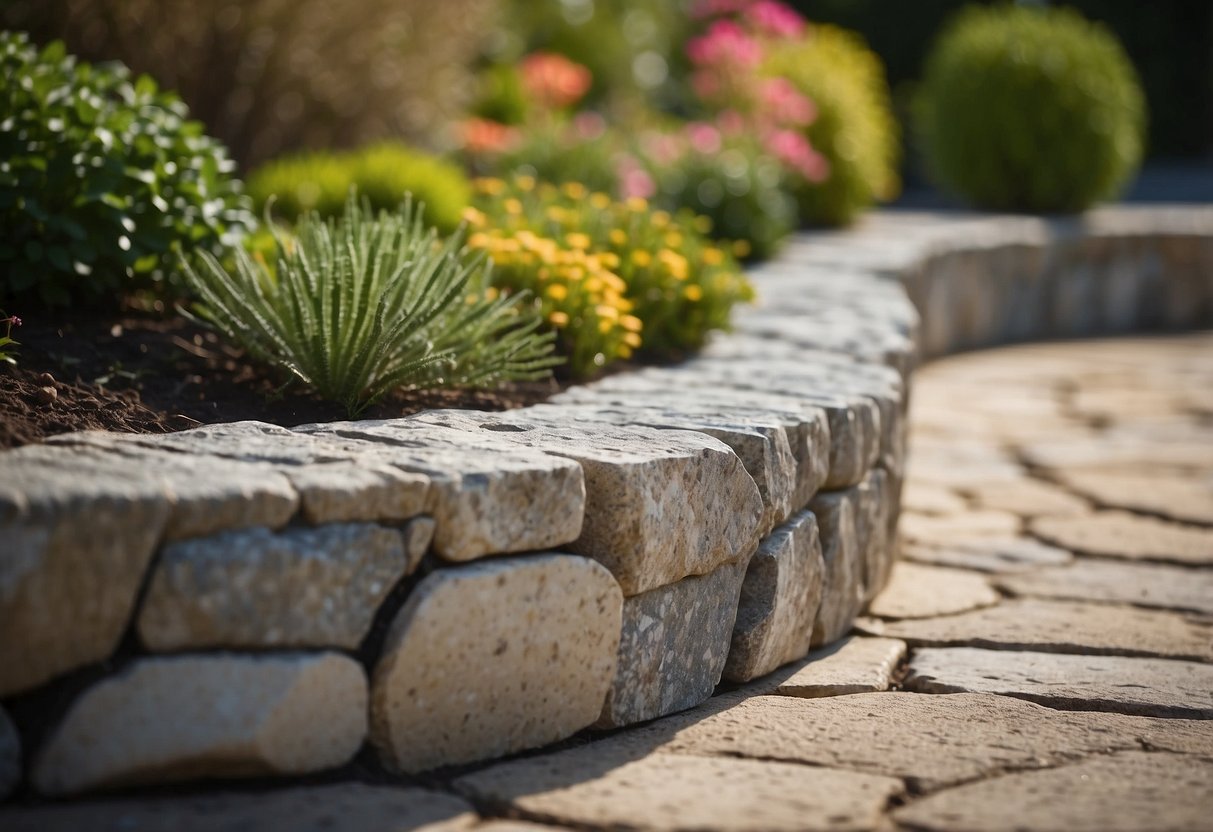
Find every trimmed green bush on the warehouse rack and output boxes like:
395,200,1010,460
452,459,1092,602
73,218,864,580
915,5,1146,213
764,25,900,226
0,31,253,307
246,144,472,235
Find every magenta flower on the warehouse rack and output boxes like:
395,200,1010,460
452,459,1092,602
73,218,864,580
686,20,763,69
745,1,806,39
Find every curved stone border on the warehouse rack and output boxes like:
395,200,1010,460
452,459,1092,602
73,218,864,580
1,204,1210,799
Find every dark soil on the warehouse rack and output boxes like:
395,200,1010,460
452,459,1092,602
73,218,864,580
0,304,566,449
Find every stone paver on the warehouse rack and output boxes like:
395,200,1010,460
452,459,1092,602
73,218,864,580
0,784,476,832
907,647,1213,718
893,752,1213,832
899,510,1022,546
961,477,1090,518
863,598,1213,662
1031,511,1213,565
866,562,999,619
1056,470,1213,526
995,559,1213,615
767,636,906,698
456,748,903,832
901,535,1072,573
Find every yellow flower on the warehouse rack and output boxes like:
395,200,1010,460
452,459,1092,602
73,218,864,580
590,192,611,210
684,284,703,301
631,250,652,267
600,251,620,269
504,198,523,215
566,232,591,250
694,214,713,234
621,314,643,333
545,206,566,223
659,249,688,280
702,247,725,265
562,182,587,200
664,231,683,249
652,210,671,227
516,175,536,191
595,303,619,320
625,196,648,212
732,239,751,258
547,284,568,300
468,231,490,248
473,177,505,195
598,318,614,334
609,229,627,246
623,331,642,348
461,207,487,227
549,310,570,327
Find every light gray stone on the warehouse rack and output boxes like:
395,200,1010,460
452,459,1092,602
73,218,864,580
906,647,1213,718
961,477,1090,518
138,524,409,650
864,598,1213,661
0,784,477,832
995,559,1213,615
1058,470,1213,526
808,489,864,646
855,468,895,599
598,560,747,728
0,445,169,696
0,706,19,801
866,562,999,620
901,482,967,515
404,412,763,595
295,420,585,561
640,690,1213,792
893,751,1213,832
402,515,436,572
901,535,1073,573
1031,511,1213,565
724,510,824,682
771,636,906,698
33,652,367,795
456,747,903,832
900,510,1022,547
371,554,622,772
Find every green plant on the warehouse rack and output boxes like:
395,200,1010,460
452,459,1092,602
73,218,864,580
0,32,253,307
180,197,558,416
915,5,1145,213
764,24,900,226
0,311,20,365
246,143,472,234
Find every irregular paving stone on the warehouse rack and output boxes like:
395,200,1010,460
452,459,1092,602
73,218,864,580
642,691,1213,792
405,411,763,595
769,636,906,698
808,488,864,646
294,420,585,561
961,477,1090,518
900,510,1022,547
0,784,477,832
0,445,170,696
724,510,824,682
0,706,19,800
863,598,1213,662
866,562,1000,620
995,559,1213,615
1020,432,1213,472
901,536,1072,573
901,481,968,515
598,560,746,728
1031,511,1213,565
1058,470,1213,526
138,523,409,650
33,652,367,795
893,751,1213,832
456,748,903,832
371,554,622,772
906,647,1213,718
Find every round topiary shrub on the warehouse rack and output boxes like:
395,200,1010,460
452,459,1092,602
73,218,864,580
0,31,253,307
915,5,1146,214
763,25,900,227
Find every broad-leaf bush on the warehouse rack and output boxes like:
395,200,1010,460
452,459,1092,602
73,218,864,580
246,143,472,235
915,5,1145,213
0,31,253,307
764,24,900,226
180,197,558,416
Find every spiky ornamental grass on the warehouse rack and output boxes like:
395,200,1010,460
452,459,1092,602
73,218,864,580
180,197,559,416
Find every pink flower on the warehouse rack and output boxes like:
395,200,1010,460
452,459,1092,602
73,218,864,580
519,52,593,110
765,128,830,183
685,121,723,155
744,1,806,39
7,316,20,327
716,109,747,136
686,20,763,69
617,157,656,200
642,131,686,165
759,78,816,127
572,111,607,140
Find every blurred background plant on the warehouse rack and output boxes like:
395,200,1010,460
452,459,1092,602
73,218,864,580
0,311,20,365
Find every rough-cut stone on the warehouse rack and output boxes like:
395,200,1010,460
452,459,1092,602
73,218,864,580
403,411,763,595
402,515,436,572
0,445,169,696
808,489,864,646
893,751,1213,832
138,524,409,650
0,784,477,832
456,748,903,832
295,420,585,561
961,477,1090,518
1057,470,1213,526
863,598,1213,661
1031,511,1213,565
371,554,622,772
283,463,429,524
855,469,894,599
995,559,1213,615
641,691,1213,792
866,562,999,619
901,481,967,515
906,647,1213,718
598,560,746,728
770,636,906,698
0,706,19,801
724,510,824,682
902,536,1072,573
900,510,1021,546
33,653,367,795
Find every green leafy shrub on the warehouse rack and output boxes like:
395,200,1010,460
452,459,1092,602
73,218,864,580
246,144,472,235
915,5,1145,213
0,32,253,307
764,25,900,226
180,197,558,416
468,176,753,376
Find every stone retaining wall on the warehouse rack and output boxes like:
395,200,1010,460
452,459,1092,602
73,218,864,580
2,205,1210,801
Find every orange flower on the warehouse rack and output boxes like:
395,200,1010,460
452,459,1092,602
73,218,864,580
461,118,520,154
519,52,592,110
